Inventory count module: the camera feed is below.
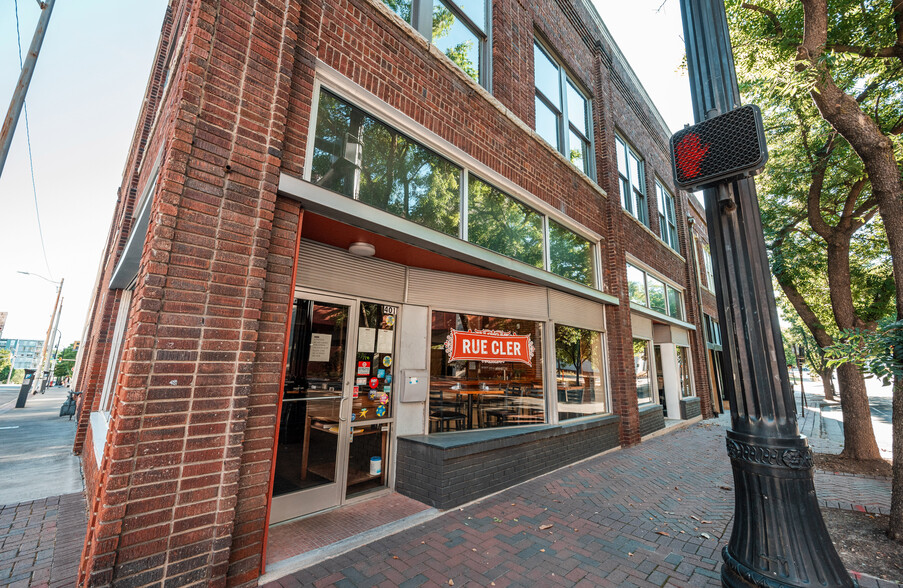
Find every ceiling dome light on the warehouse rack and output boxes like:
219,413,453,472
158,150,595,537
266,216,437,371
348,242,376,257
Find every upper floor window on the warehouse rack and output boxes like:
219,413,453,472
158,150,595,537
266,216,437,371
616,137,647,225
702,244,715,291
656,181,678,250
533,41,594,177
704,314,722,346
383,0,489,87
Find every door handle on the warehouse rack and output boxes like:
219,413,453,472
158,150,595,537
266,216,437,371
338,396,348,422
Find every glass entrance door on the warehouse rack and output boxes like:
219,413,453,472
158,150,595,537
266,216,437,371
270,296,398,524
271,297,353,523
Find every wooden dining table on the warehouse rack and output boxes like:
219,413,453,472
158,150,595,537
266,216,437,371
454,388,504,429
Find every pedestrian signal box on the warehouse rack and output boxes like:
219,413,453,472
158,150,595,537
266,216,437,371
669,105,768,190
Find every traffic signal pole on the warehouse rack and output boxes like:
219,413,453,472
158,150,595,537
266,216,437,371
677,0,854,586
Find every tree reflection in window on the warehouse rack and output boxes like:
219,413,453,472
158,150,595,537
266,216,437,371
468,176,543,268
311,90,461,236
432,2,479,82
549,220,594,287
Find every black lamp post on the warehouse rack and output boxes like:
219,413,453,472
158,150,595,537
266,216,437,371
676,0,854,585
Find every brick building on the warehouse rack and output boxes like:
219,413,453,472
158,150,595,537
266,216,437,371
71,0,716,584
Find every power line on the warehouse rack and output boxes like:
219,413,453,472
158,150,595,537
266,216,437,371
14,0,54,280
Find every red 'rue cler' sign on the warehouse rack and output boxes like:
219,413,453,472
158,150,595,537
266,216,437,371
444,329,535,366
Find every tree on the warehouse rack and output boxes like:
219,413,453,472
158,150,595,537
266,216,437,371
727,0,903,540
53,343,78,380
0,349,11,383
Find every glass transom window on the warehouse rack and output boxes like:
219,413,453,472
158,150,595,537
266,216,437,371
626,263,684,320
311,88,600,290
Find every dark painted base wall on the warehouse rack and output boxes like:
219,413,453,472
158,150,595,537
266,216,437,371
639,404,665,437
680,397,702,420
396,416,620,509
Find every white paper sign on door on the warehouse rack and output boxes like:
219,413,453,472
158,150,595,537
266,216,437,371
358,327,376,353
377,329,394,354
309,333,332,362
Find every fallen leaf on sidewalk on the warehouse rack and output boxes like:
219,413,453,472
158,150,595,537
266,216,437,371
539,524,553,530
701,520,713,524
656,531,670,536
700,532,714,540
690,515,700,522
719,486,732,491
448,580,454,585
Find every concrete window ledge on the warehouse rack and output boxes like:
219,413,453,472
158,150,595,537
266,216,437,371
395,415,620,509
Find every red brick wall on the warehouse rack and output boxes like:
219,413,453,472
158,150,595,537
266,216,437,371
77,0,299,585
226,198,302,585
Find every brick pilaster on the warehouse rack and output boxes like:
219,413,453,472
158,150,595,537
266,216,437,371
77,1,299,585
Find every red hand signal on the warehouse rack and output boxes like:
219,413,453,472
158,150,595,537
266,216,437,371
675,133,710,179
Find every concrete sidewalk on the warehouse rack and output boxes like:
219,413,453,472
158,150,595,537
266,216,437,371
0,386,86,587
265,416,896,588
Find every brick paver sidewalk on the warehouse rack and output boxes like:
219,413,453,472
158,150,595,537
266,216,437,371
267,418,896,588
0,493,86,587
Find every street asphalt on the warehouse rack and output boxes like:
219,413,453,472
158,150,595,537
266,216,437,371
0,385,83,505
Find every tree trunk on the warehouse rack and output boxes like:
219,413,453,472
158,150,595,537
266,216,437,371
836,362,882,460
891,375,903,540
819,368,836,401
825,241,882,459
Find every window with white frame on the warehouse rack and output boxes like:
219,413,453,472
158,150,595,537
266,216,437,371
97,289,132,415
626,263,684,320
656,181,678,250
702,244,715,291
382,0,489,87
533,40,594,177
616,136,647,225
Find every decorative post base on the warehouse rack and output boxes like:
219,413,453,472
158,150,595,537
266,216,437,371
722,430,855,587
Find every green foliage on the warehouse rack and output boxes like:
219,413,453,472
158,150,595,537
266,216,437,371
0,349,10,383
727,0,898,346
824,319,903,385
53,343,78,379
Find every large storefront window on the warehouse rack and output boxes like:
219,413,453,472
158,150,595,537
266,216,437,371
429,311,544,430
633,339,653,404
555,325,607,420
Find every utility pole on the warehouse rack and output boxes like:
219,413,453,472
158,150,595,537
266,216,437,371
33,276,63,395
0,0,56,178
677,0,854,586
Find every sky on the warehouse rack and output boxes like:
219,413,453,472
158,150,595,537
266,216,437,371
0,0,693,347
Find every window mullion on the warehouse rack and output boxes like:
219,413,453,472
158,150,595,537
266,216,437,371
461,169,469,241
412,0,433,39
558,70,568,154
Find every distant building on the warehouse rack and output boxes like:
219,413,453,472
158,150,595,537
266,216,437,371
0,338,43,370
0,312,7,338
